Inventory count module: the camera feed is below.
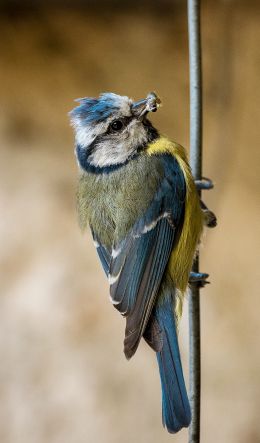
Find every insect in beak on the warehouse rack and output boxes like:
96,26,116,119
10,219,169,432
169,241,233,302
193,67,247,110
132,92,162,120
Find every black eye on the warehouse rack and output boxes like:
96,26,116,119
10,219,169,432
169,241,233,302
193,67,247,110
110,120,123,131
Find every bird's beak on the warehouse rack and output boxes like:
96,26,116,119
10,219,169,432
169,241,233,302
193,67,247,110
132,92,161,119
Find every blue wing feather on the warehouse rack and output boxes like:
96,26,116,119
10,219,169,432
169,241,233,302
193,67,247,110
91,227,111,276
109,154,186,359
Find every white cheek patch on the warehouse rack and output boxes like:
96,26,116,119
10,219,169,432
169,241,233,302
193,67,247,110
72,108,149,168
72,118,106,148
76,126,96,147
88,142,124,167
87,120,149,168
127,121,147,148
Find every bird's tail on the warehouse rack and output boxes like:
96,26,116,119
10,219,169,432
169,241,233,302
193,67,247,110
154,296,191,433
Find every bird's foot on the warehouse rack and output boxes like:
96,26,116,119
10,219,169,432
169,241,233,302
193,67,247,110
203,208,217,228
194,178,217,227
189,272,210,288
199,199,217,228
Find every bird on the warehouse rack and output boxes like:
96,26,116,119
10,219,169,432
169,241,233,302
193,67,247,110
70,92,206,433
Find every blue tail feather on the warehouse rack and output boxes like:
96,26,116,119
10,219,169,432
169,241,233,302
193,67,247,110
155,297,191,433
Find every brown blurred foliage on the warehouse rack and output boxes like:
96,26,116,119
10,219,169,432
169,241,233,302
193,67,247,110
0,1,259,442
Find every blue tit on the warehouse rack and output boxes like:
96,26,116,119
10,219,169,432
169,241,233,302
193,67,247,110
70,92,204,433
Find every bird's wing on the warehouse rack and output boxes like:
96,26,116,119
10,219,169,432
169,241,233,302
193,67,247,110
91,227,111,277
109,154,186,359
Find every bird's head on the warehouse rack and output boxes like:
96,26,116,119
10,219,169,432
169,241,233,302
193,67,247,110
70,92,161,172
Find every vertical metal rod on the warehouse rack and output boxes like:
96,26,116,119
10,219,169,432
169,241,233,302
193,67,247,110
187,1,202,442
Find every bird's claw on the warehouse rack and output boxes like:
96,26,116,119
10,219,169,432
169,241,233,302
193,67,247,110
199,199,217,228
203,208,217,228
189,272,210,288
194,177,217,228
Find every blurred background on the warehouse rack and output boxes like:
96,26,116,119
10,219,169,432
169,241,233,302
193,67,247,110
0,0,259,442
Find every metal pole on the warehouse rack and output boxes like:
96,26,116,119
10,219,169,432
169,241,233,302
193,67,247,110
188,0,202,442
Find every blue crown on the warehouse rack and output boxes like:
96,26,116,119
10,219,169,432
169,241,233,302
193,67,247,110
70,93,124,124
